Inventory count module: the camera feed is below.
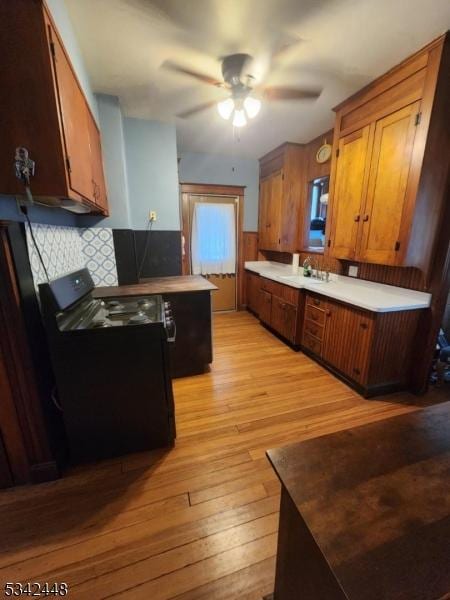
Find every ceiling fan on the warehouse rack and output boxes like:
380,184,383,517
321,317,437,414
163,53,322,127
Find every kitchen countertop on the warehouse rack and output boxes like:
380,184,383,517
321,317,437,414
267,401,450,600
245,261,431,313
94,275,218,298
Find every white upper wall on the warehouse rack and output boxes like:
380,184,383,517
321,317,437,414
124,118,180,231
46,0,98,121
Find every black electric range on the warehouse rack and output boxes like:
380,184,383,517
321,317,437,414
39,268,176,464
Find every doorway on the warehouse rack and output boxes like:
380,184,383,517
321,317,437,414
180,184,244,312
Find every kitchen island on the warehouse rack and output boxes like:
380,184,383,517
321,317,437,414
267,401,450,600
95,276,217,377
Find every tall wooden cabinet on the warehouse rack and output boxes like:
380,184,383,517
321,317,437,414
327,33,450,273
258,144,306,252
0,0,109,215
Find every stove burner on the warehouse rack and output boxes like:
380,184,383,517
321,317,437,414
137,298,154,310
128,311,152,325
107,300,126,311
92,319,112,328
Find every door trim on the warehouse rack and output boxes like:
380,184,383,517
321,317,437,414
180,183,245,309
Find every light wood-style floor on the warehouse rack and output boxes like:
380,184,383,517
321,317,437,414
0,311,447,599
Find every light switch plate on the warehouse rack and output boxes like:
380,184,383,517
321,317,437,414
348,265,358,277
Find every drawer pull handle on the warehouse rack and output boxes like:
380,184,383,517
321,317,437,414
360,323,368,330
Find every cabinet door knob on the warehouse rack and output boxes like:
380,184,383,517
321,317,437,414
313,299,320,306
363,214,369,222
354,214,360,222
360,322,368,330
353,367,361,375
325,310,331,317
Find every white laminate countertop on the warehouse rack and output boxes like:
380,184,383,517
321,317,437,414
245,261,431,313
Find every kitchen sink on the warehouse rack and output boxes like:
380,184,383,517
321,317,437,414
280,275,325,284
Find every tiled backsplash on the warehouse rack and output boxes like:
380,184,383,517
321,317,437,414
26,223,118,288
79,228,118,286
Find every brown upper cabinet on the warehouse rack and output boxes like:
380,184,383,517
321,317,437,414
0,0,108,215
258,144,306,252
327,32,450,272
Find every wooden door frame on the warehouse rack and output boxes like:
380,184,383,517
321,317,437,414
180,183,246,309
0,223,58,485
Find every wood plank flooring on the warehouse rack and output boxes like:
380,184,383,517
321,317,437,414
0,311,447,599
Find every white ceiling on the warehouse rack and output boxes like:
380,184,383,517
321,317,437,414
66,0,450,158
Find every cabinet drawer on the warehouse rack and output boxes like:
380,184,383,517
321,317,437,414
303,319,324,341
261,277,299,304
302,332,322,356
305,305,326,326
306,295,326,309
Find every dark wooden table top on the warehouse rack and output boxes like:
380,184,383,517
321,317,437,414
94,275,218,297
267,401,450,600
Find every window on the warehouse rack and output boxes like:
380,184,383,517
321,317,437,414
191,202,236,275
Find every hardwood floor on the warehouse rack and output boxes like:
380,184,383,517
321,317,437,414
0,311,447,599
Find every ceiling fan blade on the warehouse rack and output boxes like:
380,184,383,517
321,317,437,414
263,86,322,101
176,100,217,119
162,60,223,87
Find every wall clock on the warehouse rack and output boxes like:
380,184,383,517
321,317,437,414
316,142,332,164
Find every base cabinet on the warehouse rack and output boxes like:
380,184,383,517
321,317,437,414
301,292,420,395
245,275,421,396
259,278,303,344
245,271,261,315
259,289,272,326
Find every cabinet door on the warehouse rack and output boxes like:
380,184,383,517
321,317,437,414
258,177,271,250
50,29,93,202
329,126,372,260
283,302,297,343
87,113,109,214
246,273,260,314
259,171,283,251
259,290,272,325
322,301,373,384
271,296,297,343
357,102,420,265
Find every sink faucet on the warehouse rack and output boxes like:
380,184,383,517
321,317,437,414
312,258,321,279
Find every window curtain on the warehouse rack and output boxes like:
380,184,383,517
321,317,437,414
191,202,236,275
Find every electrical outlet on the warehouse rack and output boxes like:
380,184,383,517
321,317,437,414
149,211,157,222
348,265,358,278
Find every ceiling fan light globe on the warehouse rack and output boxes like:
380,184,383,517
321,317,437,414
232,109,247,127
244,96,261,119
217,98,235,120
